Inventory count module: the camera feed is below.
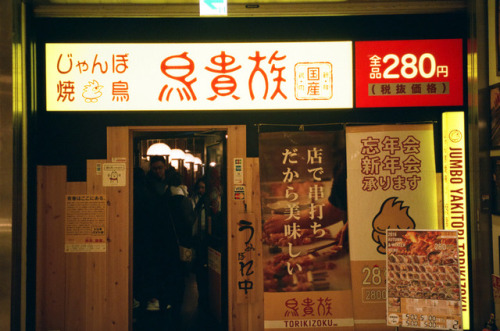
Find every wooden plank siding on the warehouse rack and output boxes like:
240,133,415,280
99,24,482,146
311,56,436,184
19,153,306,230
36,125,264,331
64,182,88,331
36,166,67,331
86,159,107,331
105,126,131,330
245,158,264,331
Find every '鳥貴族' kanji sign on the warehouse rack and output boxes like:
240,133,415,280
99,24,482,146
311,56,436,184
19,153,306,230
45,42,353,111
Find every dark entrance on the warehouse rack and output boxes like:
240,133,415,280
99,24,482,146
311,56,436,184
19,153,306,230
132,130,227,331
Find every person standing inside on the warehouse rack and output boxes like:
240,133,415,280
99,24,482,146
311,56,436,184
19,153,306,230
166,171,196,328
190,177,210,308
138,156,180,315
146,155,175,197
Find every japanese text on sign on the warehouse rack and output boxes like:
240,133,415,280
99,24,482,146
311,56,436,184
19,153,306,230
65,194,107,253
46,42,353,111
263,293,354,329
237,219,255,295
355,39,463,107
284,296,333,318
359,135,422,192
281,146,327,275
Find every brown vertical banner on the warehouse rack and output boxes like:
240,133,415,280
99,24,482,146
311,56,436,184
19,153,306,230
259,131,354,330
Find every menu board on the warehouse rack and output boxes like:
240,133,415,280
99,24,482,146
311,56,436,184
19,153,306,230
386,229,463,330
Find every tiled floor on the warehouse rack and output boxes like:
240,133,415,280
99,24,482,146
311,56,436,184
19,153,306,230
133,272,221,331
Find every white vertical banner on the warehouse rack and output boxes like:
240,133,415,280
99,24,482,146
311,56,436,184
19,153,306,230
346,124,438,329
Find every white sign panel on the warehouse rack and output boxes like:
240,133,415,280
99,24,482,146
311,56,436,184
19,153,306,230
46,42,353,111
233,157,243,184
200,0,227,16
102,163,126,187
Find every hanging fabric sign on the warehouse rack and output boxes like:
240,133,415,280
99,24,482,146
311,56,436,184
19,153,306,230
259,131,354,330
346,124,438,330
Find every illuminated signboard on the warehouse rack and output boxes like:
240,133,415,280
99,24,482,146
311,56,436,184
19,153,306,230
200,0,227,16
355,39,463,108
45,42,353,111
442,111,469,329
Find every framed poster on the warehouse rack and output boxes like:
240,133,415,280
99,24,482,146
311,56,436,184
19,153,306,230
492,84,500,148
492,158,500,215
386,229,463,330
497,0,500,76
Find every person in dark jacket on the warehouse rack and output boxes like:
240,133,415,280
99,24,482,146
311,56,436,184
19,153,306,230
167,171,195,251
166,171,195,328
136,156,183,318
189,177,210,308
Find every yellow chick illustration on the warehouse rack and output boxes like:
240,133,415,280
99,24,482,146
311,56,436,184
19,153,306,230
82,80,103,103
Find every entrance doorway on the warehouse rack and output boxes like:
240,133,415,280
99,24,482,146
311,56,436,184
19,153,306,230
131,129,228,331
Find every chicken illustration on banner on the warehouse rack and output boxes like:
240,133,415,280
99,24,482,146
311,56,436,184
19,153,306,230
372,197,415,254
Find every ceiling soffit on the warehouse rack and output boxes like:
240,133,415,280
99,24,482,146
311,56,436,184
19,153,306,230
32,0,467,18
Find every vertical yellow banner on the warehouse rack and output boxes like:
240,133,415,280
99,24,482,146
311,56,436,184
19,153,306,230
442,111,469,329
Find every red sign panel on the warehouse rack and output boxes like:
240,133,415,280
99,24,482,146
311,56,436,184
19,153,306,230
355,39,463,108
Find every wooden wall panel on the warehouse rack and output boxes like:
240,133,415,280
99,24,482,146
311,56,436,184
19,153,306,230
36,166,67,331
65,182,88,331
226,125,249,331
86,160,107,331
37,156,130,330
246,158,264,331
105,127,131,330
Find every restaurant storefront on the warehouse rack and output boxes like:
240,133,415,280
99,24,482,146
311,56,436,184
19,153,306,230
4,1,495,330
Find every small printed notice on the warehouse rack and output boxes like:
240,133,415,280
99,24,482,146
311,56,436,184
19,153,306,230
233,185,245,200
112,157,127,163
103,162,126,187
234,158,244,184
386,229,462,330
65,194,107,252
208,247,221,274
